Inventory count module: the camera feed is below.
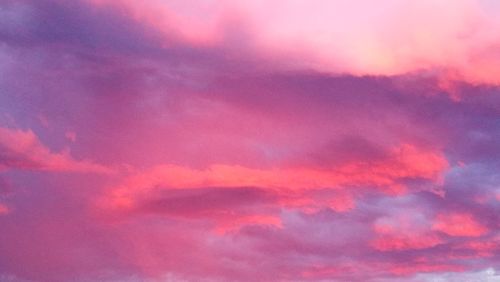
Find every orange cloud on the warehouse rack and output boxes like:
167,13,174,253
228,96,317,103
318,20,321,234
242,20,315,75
432,213,488,237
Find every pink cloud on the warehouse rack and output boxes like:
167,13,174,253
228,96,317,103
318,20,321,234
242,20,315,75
432,213,488,237
0,203,9,215
101,144,447,211
372,232,442,251
1,1,500,280
389,263,465,276
87,0,500,85
328,192,356,212
0,126,111,173
372,212,443,251
65,131,77,142
453,237,500,257
214,214,282,234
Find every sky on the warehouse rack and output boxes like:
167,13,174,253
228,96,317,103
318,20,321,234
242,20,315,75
0,0,500,281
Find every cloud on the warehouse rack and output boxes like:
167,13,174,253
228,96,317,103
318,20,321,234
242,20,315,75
453,237,500,257
372,213,443,251
0,1,499,281
0,203,9,215
432,212,489,237
0,126,111,173
87,0,500,85
118,186,283,233
101,144,447,212
412,268,500,282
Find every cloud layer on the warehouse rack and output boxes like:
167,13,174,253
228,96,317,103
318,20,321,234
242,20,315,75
0,0,499,281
